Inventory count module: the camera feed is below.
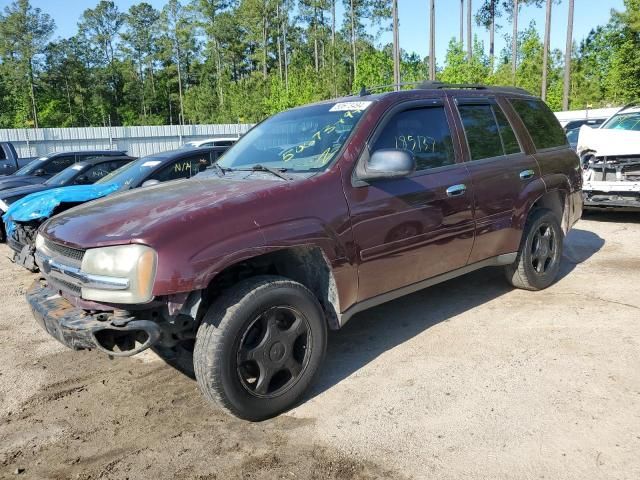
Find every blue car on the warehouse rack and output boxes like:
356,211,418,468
4,146,229,271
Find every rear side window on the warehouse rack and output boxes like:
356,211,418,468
510,99,567,150
493,107,521,154
372,106,455,171
458,104,503,160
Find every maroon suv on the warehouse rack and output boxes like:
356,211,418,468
27,83,582,420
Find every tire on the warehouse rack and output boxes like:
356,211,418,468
193,275,327,421
151,340,196,379
505,208,564,291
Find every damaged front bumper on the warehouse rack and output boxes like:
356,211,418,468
582,156,640,210
27,278,161,357
583,181,640,209
7,221,40,272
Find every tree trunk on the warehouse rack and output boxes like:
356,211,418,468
215,38,224,107
467,0,472,62
429,0,436,80
392,0,400,89
277,3,283,81
332,0,336,95
314,5,319,72
262,16,268,79
28,60,39,128
175,40,185,125
350,0,357,82
489,0,495,71
562,0,575,110
282,4,289,92
138,53,147,119
460,0,464,45
511,0,519,83
541,0,552,100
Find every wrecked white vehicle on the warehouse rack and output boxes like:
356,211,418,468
577,103,640,209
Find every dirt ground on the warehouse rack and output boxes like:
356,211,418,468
0,211,639,480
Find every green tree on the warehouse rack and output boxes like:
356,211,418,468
0,0,55,127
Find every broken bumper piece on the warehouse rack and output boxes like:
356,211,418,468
27,279,161,357
583,181,640,209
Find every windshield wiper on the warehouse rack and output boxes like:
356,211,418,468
237,164,292,181
212,163,227,177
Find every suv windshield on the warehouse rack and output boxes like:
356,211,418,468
217,102,371,172
14,156,49,176
97,155,167,189
601,111,640,131
45,164,84,186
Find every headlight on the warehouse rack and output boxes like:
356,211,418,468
0,198,8,213
81,244,157,304
35,233,45,250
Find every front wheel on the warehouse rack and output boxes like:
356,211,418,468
505,208,564,291
193,276,327,421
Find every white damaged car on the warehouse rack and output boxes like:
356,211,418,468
577,103,640,210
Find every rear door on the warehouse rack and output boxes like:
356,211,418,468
344,99,475,302
453,97,539,263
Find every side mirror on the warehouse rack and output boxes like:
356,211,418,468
142,179,161,188
359,149,416,181
34,168,46,176
75,175,89,185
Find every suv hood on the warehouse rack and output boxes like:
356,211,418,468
0,175,46,191
41,175,285,248
577,125,640,157
0,183,49,204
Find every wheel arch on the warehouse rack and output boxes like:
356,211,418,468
199,246,342,330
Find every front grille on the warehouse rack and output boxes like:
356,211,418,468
44,239,86,263
48,276,82,296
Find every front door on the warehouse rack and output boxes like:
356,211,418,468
344,101,475,302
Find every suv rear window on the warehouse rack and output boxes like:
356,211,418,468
509,99,567,150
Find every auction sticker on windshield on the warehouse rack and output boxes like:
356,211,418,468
329,101,372,112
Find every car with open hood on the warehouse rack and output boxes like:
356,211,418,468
3,146,228,271
25,82,582,421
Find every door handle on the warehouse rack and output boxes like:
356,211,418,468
519,169,535,180
446,184,467,197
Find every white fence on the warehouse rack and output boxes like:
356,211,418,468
0,123,253,158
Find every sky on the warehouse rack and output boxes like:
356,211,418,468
1,0,627,65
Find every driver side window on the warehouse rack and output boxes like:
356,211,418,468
372,106,455,171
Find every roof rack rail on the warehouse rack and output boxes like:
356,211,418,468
352,80,532,97
419,81,532,95
355,81,424,96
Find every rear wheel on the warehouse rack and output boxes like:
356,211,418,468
505,208,563,291
193,276,327,421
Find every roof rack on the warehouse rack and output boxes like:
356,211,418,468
419,81,532,95
355,80,531,97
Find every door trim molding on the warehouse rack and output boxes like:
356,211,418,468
339,252,517,327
